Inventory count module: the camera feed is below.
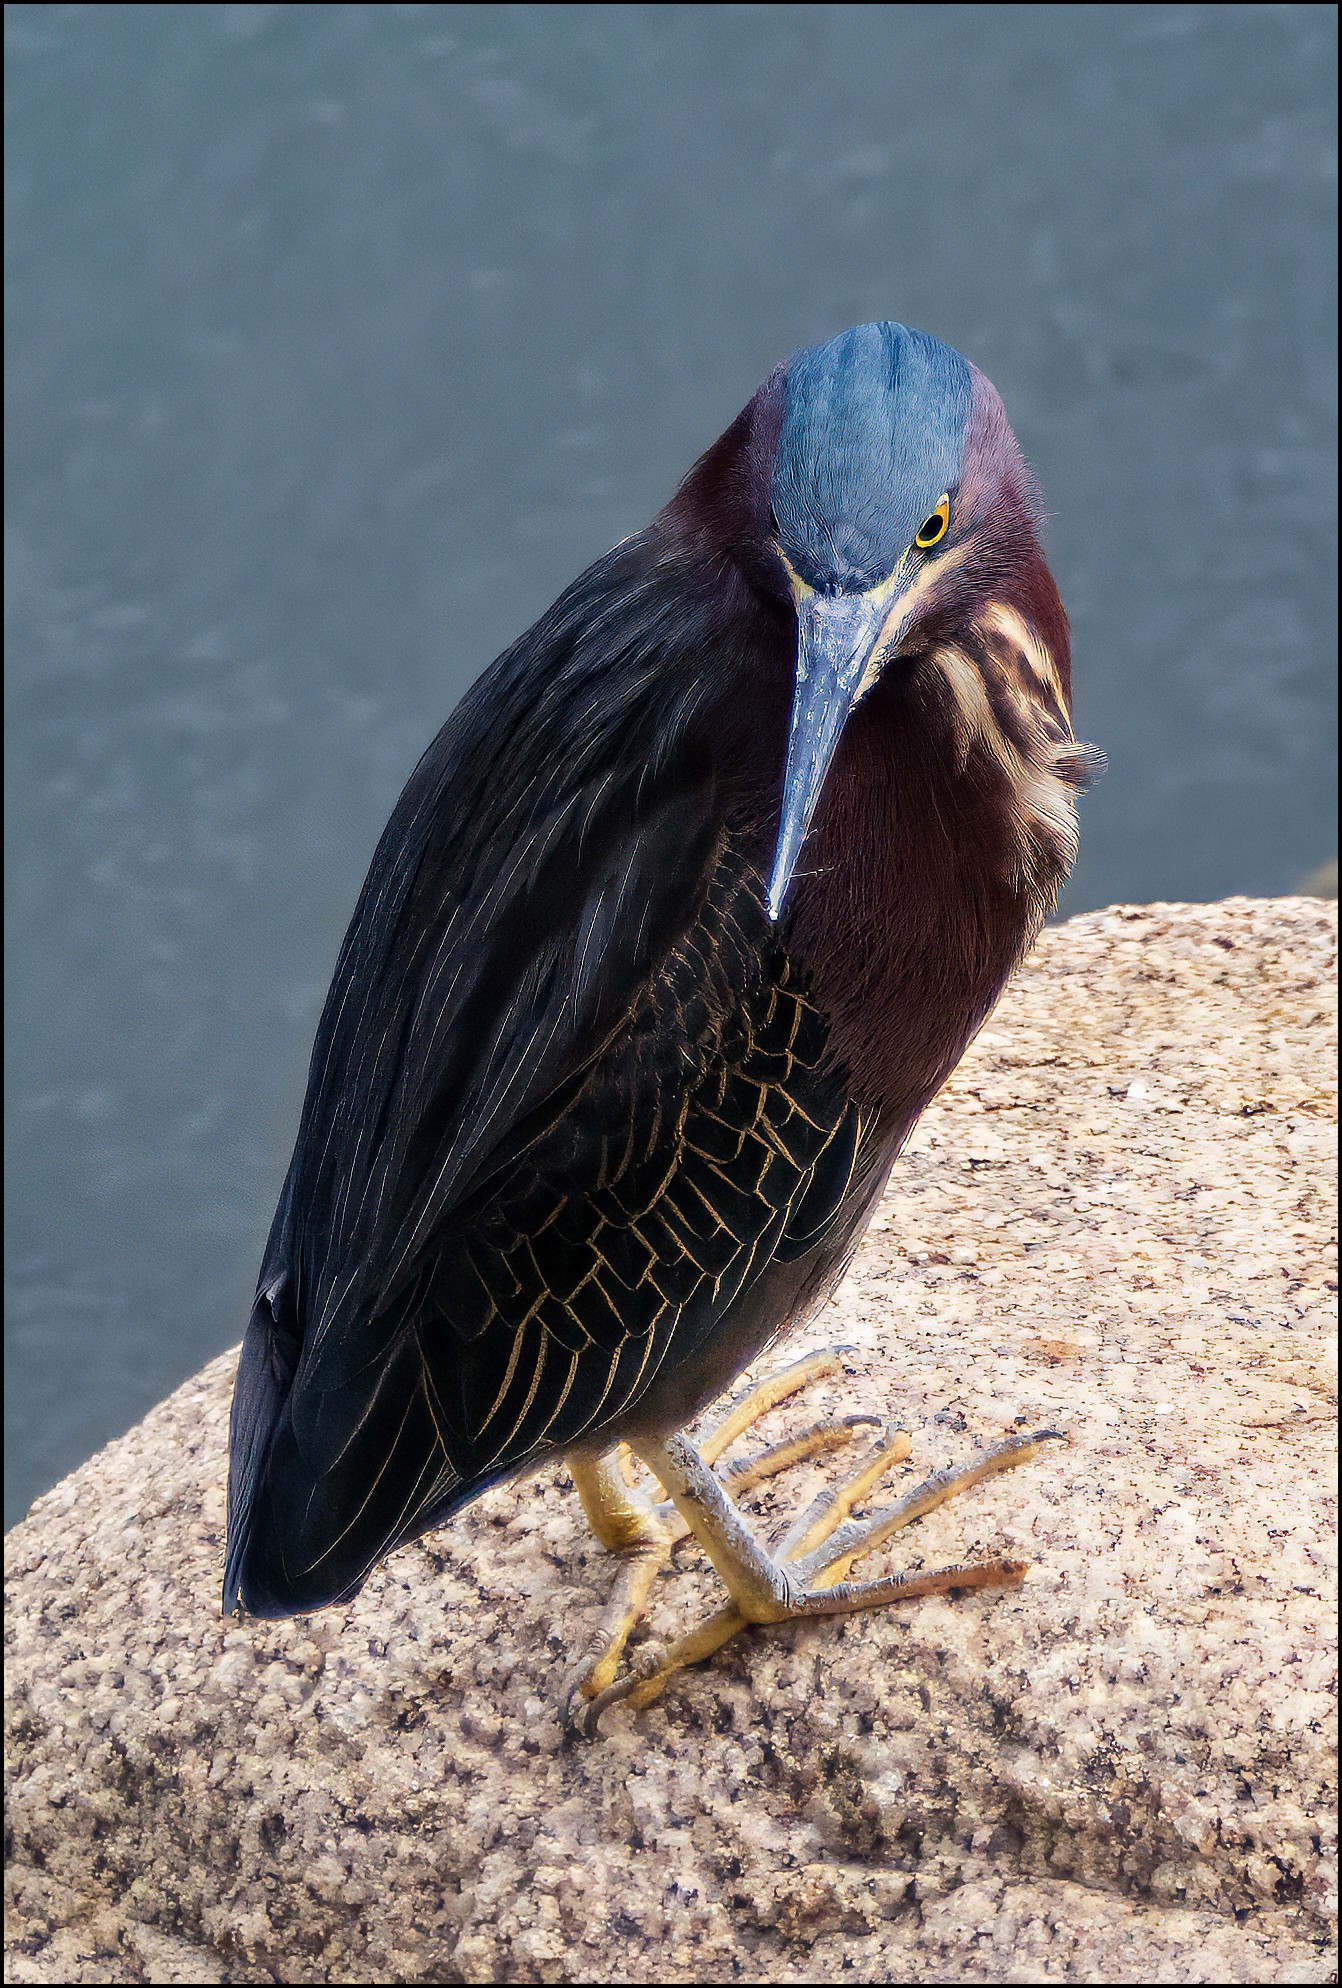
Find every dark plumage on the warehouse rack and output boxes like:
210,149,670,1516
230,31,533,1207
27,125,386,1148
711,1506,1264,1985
225,322,1101,1639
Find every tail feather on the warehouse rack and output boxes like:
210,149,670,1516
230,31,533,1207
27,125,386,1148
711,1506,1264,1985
222,1279,300,1614
226,1307,467,1619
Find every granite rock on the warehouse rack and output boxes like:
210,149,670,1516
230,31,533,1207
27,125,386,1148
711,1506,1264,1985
5,898,1337,1984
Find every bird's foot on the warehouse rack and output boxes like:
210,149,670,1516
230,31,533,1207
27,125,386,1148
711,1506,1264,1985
560,1347,879,1731
572,1421,1065,1731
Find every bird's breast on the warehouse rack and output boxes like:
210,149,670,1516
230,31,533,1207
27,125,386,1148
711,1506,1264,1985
779,656,1070,1146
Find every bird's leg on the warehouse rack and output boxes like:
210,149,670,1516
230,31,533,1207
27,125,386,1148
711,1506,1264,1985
563,1451,674,1705
575,1424,1063,1725
560,1348,882,1724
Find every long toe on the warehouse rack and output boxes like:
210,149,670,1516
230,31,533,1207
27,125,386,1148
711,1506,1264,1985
791,1427,1067,1588
773,1420,913,1564
698,1345,862,1465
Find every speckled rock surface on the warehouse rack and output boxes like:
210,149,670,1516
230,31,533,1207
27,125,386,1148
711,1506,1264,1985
5,898,1337,1986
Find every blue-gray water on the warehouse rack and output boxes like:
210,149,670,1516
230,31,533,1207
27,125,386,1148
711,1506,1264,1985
5,4,1337,1527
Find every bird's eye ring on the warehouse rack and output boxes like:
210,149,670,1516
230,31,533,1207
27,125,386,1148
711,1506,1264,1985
915,496,951,550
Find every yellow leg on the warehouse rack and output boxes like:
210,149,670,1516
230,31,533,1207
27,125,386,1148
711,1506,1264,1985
570,1449,665,1555
575,1424,1064,1727
561,1348,879,1726
563,1453,673,1707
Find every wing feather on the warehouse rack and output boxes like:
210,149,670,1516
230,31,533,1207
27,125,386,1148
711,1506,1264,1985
226,538,864,1616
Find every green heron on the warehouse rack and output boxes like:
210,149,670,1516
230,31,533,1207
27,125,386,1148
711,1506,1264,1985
225,322,1102,1725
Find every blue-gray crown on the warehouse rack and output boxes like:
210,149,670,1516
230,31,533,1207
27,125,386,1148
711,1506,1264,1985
772,322,972,593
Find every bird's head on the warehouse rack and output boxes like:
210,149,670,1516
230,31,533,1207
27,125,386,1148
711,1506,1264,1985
667,321,1091,920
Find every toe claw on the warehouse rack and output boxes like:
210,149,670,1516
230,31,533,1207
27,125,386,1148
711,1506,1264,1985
558,1677,592,1737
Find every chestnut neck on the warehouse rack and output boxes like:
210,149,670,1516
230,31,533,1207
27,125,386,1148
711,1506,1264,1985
779,648,1062,1150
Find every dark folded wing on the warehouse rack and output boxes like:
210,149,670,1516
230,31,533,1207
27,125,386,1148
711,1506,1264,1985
226,542,861,1614
412,853,861,1482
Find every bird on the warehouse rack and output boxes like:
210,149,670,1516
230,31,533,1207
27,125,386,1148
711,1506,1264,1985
224,320,1103,1726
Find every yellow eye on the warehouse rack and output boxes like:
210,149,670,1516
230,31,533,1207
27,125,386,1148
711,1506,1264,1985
915,496,951,549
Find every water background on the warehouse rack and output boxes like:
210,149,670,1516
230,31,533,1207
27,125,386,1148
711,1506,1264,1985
5,3,1337,1525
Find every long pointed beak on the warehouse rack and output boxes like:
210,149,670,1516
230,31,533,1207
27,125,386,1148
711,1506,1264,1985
766,583,910,920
